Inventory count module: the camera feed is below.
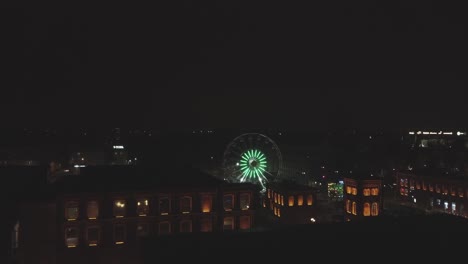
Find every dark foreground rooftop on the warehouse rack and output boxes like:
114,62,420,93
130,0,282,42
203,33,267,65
142,214,468,262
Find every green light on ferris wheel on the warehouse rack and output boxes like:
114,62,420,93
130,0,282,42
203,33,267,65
239,149,267,182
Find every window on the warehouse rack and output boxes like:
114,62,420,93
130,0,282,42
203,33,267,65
363,188,371,196
113,200,126,218
442,185,448,195
180,196,192,213
307,194,313,206
159,197,170,215
451,187,456,197
137,223,149,237
267,189,271,198
429,184,433,192
352,202,357,215
297,195,304,206
137,199,149,216
262,199,266,208
200,218,212,232
274,207,277,216
223,217,234,231
223,194,234,211
435,184,441,193
239,216,251,230
180,220,192,233
159,222,171,235
288,196,294,206
416,181,421,190
277,208,281,217
452,202,456,212
422,181,427,190
240,193,250,210
352,188,357,195
459,188,464,198
87,227,100,246
363,203,370,216
371,188,379,196
346,200,351,213
87,201,99,219
65,227,79,248
201,195,212,213
371,202,379,216
65,201,79,221
274,193,278,203
280,195,284,206
114,224,126,244
346,186,351,194
12,221,19,249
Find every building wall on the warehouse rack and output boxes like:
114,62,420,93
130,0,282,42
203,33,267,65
396,172,468,218
344,178,382,221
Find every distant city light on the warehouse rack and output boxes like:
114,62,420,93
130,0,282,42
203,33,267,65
113,145,124,149
409,132,415,135
310,218,316,223
457,131,466,136
74,165,86,168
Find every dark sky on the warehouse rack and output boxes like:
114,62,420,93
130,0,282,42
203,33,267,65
2,2,467,129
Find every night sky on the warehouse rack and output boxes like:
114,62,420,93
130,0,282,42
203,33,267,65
3,2,466,129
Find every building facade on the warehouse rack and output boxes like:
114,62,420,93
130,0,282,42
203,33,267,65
264,182,317,224
344,176,382,221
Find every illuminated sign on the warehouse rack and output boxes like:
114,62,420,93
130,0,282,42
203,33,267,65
113,145,124,149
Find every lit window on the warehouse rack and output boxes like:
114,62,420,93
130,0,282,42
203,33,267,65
180,196,192,213
296,195,303,206
442,185,448,195
451,187,456,197
180,220,192,233
262,199,266,208
281,195,284,206
409,180,414,189
444,201,449,210
352,188,357,195
422,181,427,190
223,194,234,211
159,221,171,235
239,216,251,230
240,193,250,210
267,189,271,198
346,186,351,194
346,200,351,213
200,218,212,232
307,194,313,206
459,188,464,198
416,181,421,190
137,199,149,216
87,227,100,246
113,200,126,218
371,202,379,216
435,184,441,193
223,217,234,231
201,195,212,213
137,223,149,237
363,188,371,196
65,201,79,221
352,202,357,215
65,227,79,248
429,184,433,192
288,196,294,206
114,224,126,244
274,207,277,216
87,201,99,220
12,221,19,249
363,203,370,216
274,193,278,203
371,188,379,196
451,202,456,212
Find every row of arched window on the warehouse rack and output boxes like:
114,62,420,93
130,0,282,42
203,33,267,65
346,200,379,216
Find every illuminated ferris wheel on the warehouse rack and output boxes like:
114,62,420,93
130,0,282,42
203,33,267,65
223,133,283,190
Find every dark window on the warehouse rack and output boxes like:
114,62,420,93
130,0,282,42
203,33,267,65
180,196,192,213
65,227,79,248
137,223,149,237
87,227,99,246
180,220,192,233
223,217,234,231
200,218,212,232
114,224,126,244
240,193,250,210
137,199,149,216
223,194,234,211
87,201,99,219
159,197,170,215
65,202,79,221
